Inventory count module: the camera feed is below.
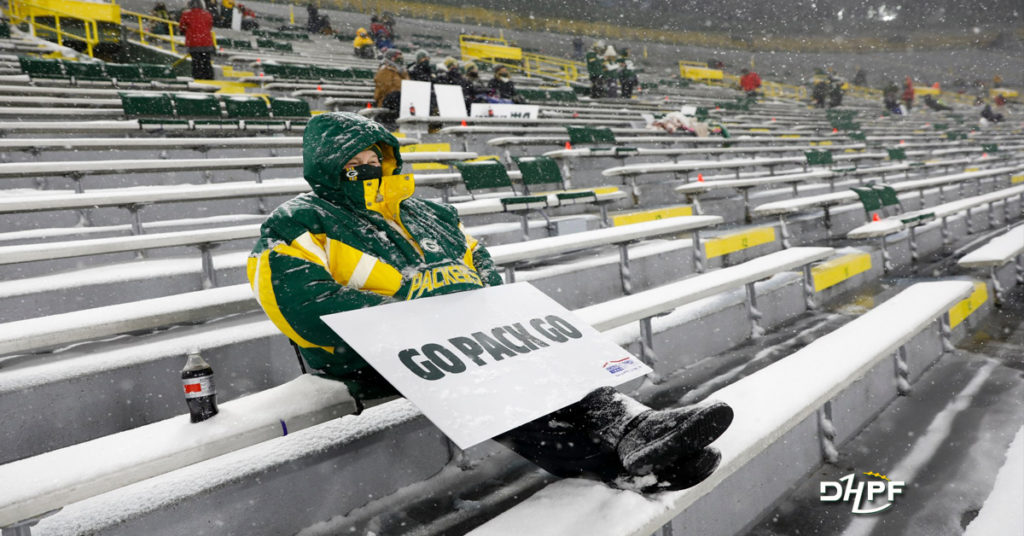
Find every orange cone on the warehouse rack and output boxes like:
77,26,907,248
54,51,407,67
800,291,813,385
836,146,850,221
832,127,838,133
317,85,322,91
872,213,880,222
461,120,467,127
697,173,704,182
366,102,372,109
899,139,905,145
565,141,572,150
982,152,988,158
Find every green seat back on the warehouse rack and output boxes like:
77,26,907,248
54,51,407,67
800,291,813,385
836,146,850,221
313,66,350,80
19,56,64,78
271,41,294,52
172,93,222,118
874,185,900,207
513,156,563,191
106,63,144,81
566,126,616,145
850,186,882,213
887,148,907,161
981,143,998,152
64,61,107,81
805,150,834,166
223,95,270,119
932,123,948,130
139,63,174,79
261,63,287,77
120,92,174,118
847,131,866,141
270,97,311,118
0,22,10,39
349,68,374,79
455,160,514,192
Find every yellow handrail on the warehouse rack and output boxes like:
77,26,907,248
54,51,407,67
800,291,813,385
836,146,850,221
7,0,101,56
120,9,182,53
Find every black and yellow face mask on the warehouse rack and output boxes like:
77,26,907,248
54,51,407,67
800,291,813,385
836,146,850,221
342,164,383,182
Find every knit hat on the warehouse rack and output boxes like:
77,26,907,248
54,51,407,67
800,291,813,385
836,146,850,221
464,62,478,72
384,48,403,61
415,49,429,61
443,56,458,68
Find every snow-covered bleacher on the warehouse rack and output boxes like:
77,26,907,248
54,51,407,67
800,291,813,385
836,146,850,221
1,11,1022,533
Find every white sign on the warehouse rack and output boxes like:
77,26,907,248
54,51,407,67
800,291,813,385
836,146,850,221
680,105,697,116
321,283,651,449
433,84,467,117
470,103,540,119
399,80,431,119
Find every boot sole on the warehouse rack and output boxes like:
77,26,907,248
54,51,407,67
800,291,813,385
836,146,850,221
622,402,733,474
640,446,722,493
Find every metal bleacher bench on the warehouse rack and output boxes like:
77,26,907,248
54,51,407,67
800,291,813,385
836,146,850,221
0,245,837,535
847,183,1024,270
751,165,1024,244
470,280,976,536
957,224,1024,304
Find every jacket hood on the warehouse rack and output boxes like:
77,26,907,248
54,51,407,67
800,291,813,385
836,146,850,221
302,112,403,206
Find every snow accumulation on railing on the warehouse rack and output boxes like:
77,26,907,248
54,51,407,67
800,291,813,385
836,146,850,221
469,281,975,536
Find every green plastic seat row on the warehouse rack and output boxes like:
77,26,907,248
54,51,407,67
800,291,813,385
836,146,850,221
18,56,174,82
805,150,834,166
887,148,907,161
566,126,616,146
851,183,901,217
218,38,253,49
255,38,293,52
119,93,311,122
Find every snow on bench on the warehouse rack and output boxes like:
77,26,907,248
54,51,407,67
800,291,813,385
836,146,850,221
0,216,715,356
848,183,1024,240
752,165,1024,217
469,280,975,536
542,143,870,161
398,116,635,127
0,374,358,530
958,224,1024,303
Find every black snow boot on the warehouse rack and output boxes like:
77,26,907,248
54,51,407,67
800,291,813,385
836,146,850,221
611,446,723,493
579,387,733,476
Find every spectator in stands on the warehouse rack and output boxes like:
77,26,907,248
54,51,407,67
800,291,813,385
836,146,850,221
811,78,829,108
381,12,398,40
883,80,902,114
572,36,584,61
462,62,487,106
923,94,952,111
601,45,620,98
852,67,867,86
248,111,735,493
370,15,392,50
980,101,1004,123
488,65,523,103
586,41,606,98
149,3,171,34
739,68,761,98
436,56,464,87
374,49,408,115
618,51,639,99
306,4,331,34
353,28,375,59
179,0,215,80
828,77,845,108
407,50,434,82
901,77,915,113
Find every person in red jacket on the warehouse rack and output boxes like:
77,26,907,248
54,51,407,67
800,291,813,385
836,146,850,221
901,76,915,112
179,0,215,80
739,68,761,97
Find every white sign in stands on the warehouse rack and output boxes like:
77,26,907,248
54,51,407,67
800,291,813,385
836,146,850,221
399,80,432,118
434,84,468,117
321,283,651,449
469,103,540,119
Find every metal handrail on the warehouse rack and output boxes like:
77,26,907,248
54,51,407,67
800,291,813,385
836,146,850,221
7,0,101,56
120,9,182,53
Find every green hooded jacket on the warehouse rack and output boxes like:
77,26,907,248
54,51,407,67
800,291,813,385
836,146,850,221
248,112,503,400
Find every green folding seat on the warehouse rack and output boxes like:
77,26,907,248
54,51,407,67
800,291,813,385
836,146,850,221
139,63,174,80
270,97,311,119
64,61,107,81
455,160,517,197
18,56,64,78
886,148,907,161
172,93,222,120
119,92,174,118
106,63,144,82
349,68,374,79
805,150,834,166
223,95,270,120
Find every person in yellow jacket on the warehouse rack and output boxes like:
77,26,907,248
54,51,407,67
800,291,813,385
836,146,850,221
353,27,375,59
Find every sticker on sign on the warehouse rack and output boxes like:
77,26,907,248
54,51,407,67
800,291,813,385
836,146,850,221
321,282,651,448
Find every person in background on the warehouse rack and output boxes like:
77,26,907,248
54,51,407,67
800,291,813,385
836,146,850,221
150,2,171,34
436,56,464,87
852,67,868,86
739,68,761,98
306,4,331,34
883,80,902,114
586,41,606,98
572,36,584,61
248,112,735,494
370,15,392,50
901,77,915,113
618,50,638,99
488,65,522,103
922,94,952,111
811,77,829,108
374,48,408,112
179,0,215,80
828,77,845,108
353,28,375,59
408,50,435,83
601,45,620,98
